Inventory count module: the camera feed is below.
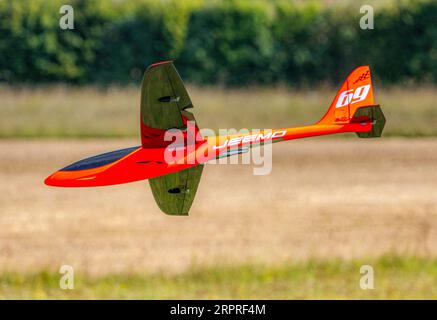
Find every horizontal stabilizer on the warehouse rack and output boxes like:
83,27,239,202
352,105,386,138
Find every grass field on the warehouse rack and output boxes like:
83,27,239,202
2,256,436,299
0,138,436,298
0,85,436,138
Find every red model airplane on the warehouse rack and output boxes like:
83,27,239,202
45,62,385,215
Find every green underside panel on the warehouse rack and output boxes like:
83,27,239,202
149,165,204,216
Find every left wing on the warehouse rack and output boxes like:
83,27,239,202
149,165,204,215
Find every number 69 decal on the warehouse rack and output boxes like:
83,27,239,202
335,84,370,108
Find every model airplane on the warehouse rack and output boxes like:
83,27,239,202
45,61,385,215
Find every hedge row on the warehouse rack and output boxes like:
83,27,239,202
0,0,435,86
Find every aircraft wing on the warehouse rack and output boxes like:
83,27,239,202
149,165,204,215
140,60,198,147
141,61,204,215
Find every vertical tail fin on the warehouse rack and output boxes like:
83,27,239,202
318,65,385,138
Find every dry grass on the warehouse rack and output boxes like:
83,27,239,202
0,138,436,277
0,85,436,137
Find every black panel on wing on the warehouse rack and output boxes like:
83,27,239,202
149,165,204,215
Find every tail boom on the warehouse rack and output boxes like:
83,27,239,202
276,121,371,143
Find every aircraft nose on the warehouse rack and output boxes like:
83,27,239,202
44,171,63,186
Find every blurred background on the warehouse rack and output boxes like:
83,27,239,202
0,0,436,298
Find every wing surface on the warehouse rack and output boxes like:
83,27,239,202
140,61,199,148
149,164,204,215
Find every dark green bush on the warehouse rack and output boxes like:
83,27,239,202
92,1,192,83
0,0,118,83
178,0,276,85
0,0,435,86
364,0,437,83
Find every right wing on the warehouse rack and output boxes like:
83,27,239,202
140,61,199,148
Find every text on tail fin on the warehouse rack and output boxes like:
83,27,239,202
318,66,375,125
